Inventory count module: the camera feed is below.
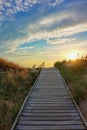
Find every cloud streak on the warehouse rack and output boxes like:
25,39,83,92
47,38,76,44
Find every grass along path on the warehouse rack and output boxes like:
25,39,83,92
54,58,87,121
0,58,41,130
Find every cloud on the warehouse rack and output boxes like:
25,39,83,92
25,1,87,42
39,11,74,26
47,38,76,44
25,22,87,44
19,46,34,50
7,45,34,53
3,18,87,54
24,0,40,6
4,1,12,7
0,0,65,22
49,0,64,7
0,0,40,21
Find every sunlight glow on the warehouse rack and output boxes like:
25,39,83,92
68,52,78,60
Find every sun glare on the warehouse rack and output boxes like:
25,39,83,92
68,52,78,60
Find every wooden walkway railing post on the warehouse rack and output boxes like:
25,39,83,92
37,62,45,69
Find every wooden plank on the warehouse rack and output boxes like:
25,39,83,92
30,95,69,97
29,99,72,102
30,93,68,95
22,109,77,113
24,106,76,110
15,125,86,130
19,116,81,121
27,102,74,106
30,94,69,97
26,103,74,107
21,112,79,116
27,101,73,104
18,120,83,125
33,90,67,92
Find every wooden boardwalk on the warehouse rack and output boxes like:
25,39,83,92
11,68,87,130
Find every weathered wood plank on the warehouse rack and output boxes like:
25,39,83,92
26,104,74,107
21,112,79,117
18,120,83,125
22,109,77,113
24,106,77,110
27,101,73,104
15,125,86,130
19,116,81,121
29,99,72,102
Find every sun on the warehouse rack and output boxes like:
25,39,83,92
68,52,78,60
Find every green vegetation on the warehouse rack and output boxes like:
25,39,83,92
0,58,40,130
54,55,87,104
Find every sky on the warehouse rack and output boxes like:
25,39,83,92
0,0,87,67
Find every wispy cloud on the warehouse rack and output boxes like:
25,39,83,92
39,11,74,26
47,38,76,44
49,0,64,7
7,45,34,54
24,22,87,45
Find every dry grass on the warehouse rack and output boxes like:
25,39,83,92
0,58,25,71
54,56,87,103
0,99,14,130
54,56,87,121
0,58,40,130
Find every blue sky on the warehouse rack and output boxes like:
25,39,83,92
0,0,87,67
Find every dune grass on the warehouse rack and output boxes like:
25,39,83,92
0,58,24,71
0,58,40,130
54,56,87,121
54,56,87,104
